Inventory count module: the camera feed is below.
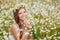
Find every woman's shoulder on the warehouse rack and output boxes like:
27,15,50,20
10,23,19,37
11,23,19,27
10,23,19,31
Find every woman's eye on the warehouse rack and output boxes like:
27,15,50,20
18,11,26,14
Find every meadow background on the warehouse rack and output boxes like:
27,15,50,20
0,0,60,40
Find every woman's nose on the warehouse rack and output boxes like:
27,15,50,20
21,14,25,17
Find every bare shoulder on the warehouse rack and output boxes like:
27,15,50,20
10,23,20,36
10,23,18,31
11,23,17,28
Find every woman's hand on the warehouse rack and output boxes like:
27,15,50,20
21,27,33,40
20,31,26,40
10,24,20,40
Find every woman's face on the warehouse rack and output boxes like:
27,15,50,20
18,8,27,21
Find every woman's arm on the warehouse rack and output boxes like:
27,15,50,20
10,24,20,40
28,33,33,40
21,29,33,40
21,26,33,40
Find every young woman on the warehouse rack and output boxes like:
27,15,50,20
10,7,33,40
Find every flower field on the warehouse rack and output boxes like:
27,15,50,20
0,0,60,40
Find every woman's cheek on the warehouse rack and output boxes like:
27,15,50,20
19,15,22,19
19,15,24,20
19,14,26,20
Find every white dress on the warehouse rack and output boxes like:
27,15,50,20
8,25,32,40
8,26,24,40
8,26,19,40
8,34,15,40
8,28,16,40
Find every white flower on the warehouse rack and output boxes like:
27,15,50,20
57,16,60,20
9,16,12,19
0,31,2,34
43,37,46,40
45,4,49,8
41,30,46,32
1,10,7,15
48,6,55,10
46,29,50,32
46,0,52,2
9,8,14,12
40,19,45,24
46,18,49,21
20,3,28,8
1,4,8,9
31,4,39,14
40,3,43,6
4,36,8,40
5,21,8,24
1,5,4,9
0,20,2,23
51,26,56,30
57,37,60,39
3,31,7,37
31,7,35,13
47,36,52,39
41,10,48,17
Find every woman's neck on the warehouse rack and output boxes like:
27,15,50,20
19,19,24,22
19,20,25,29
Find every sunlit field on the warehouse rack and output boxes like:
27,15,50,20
0,0,60,40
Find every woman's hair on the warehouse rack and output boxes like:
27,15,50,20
13,7,26,39
13,7,26,25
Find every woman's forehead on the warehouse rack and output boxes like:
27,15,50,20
18,8,25,13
